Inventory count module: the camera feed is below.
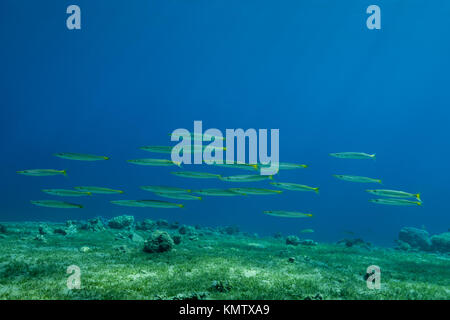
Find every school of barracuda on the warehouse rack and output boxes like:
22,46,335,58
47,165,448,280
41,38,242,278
17,136,422,233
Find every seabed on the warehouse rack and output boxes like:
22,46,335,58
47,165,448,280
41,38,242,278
0,219,448,300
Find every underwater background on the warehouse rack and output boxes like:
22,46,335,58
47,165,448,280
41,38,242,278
1,0,450,248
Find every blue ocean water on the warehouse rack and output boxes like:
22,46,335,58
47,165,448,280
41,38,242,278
1,0,449,247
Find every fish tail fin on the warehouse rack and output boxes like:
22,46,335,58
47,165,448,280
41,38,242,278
88,192,93,196
314,187,320,194
416,193,421,201
269,175,274,180
372,153,376,160
119,190,124,194
62,170,67,177
416,201,422,206
198,197,202,201
377,179,382,184
178,204,184,208
187,189,192,193
301,164,308,168
251,164,258,170
104,156,110,160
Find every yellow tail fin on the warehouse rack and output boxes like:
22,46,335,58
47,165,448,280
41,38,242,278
416,193,421,201
62,170,67,177
314,187,320,194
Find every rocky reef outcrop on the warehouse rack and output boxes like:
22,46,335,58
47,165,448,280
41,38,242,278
430,232,450,253
108,215,134,229
81,218,106,232
398,227,431,251
397,227,449,253
286,235,300,246
143,231,174,253
135,219,156,231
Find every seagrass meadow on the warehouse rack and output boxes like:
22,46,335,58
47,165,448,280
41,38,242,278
0,219,448,300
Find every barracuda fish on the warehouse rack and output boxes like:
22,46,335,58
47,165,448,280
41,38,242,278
369,198,422,206
171,171,222,179
333,175,382,184
110,200,150,207
154,192,201,200
137,200,184,208
140,146,173,154
263,211,313,218
74,186,124,194
54,153,109,161
220,174,273,182
366,189,421,201
110,200,146,208
42,189,92,197
192,189,241,196
259,162,308,170
211,162,259,171
17,169,67,177
229,188,282,195
270,182,319,193
300,229,314,233
31,200,82,209
127,159,181,167
140,186,191,193
329,152,376,160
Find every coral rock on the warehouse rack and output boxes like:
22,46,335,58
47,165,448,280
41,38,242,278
143,231,174,253
398,227,432,251
286,235,300,246
430,232,450,253
108,215,134,229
